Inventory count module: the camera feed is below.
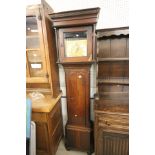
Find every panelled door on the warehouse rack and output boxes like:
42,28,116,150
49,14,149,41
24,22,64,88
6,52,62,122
65,68,89,126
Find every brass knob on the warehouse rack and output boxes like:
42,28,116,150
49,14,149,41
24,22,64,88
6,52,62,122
74,114,78,117
78,75,82,78
105,121,110,126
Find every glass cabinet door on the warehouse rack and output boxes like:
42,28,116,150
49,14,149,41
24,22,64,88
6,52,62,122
26,15,48,81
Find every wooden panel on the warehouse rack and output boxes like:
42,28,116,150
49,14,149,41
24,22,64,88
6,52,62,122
123,85,129,92
51,120,63,155
97,57,129,62
26,83,51,89
98,84,129,93
76,71,87,125
124,61,129,77
66,70,78,125
50,7,100,27
110,62,124,77
96,131,129,155
97,38,128,59
26,77,49,83
111,38,126,58
42,8,60,97
35,123,49,154
96,27,129,38
98,113,129,133
98,61,129,78
32,112,47,122
98,62,110,78
94,91,129,113
66,69,87,126
98,39,110,57
126,38,129,57
49,102,61,134
66,126,91,151
66,127,77,148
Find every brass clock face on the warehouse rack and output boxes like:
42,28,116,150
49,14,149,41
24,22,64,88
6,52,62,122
64,31,87,57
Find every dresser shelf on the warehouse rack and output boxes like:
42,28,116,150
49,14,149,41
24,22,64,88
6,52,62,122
97,78,129,85
97,57,129,62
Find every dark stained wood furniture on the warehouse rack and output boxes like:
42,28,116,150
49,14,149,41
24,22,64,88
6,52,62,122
94,27,129,155
26,1,63,155
50,8,100,155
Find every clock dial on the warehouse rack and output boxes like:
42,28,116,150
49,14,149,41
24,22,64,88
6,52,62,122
64,32,87,57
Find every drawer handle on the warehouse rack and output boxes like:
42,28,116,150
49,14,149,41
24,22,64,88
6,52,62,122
105,121,110,126
78,75,82,78
74,114,78,117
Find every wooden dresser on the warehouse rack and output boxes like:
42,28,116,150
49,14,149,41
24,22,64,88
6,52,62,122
29,93,63,155
94,27,129,155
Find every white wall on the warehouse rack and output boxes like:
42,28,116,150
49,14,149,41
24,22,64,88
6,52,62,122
27,0,129,29
26,0,129,133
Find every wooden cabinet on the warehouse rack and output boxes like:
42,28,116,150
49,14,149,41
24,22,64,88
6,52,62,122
95,110,129,155
95,108,129,155
50,8,100,155
26,11,48,82
26,0,60,97
26,1,63,155
94,27,129,155
31,96,63,155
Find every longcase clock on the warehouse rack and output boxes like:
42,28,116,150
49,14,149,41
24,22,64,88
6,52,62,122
50,8,100,155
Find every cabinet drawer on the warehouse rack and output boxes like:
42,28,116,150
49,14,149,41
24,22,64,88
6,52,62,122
97,113,128,133
32,112,47,122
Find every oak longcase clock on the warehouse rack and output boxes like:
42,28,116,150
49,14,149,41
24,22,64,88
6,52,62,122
51,7,100,155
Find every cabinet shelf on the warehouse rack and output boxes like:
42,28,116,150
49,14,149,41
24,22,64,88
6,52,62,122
26,34,39,38
26,77,49,83
26,48,40,51
94,92,129,113
97,57,129,62
95,92,129,100
98,78,129,84
28,61,42,63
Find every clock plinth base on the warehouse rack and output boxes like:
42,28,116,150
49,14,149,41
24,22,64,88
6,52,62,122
65,124,94,154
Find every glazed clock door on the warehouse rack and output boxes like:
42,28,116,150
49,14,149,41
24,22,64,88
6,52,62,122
26,8,48,83
59,26,92,62
66,68,89,126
